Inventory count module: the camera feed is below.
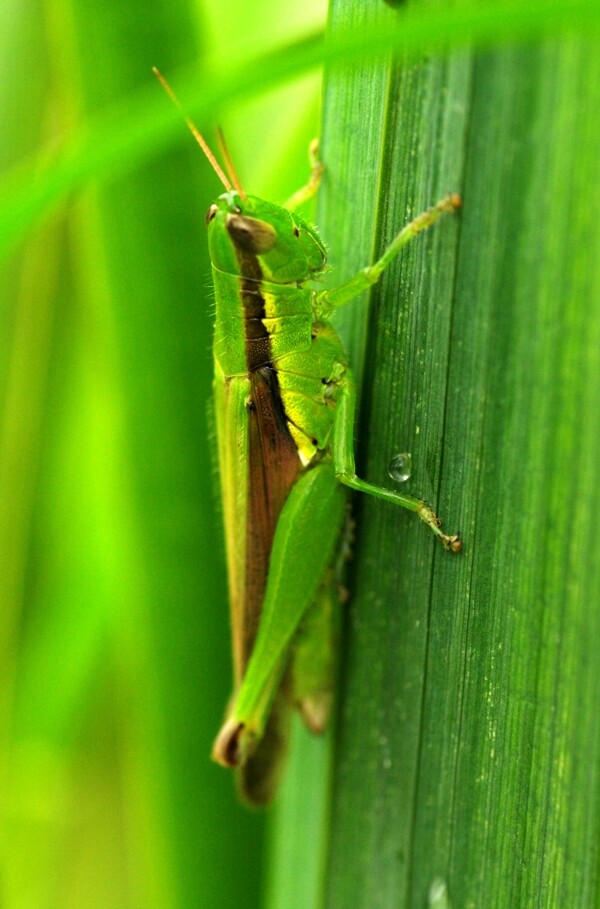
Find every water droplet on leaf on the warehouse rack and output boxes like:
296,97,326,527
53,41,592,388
388,452,412,483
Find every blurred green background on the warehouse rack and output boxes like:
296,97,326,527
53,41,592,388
3,0,600,907
1,0,324,906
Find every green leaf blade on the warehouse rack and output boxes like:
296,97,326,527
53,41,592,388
318,11,600,909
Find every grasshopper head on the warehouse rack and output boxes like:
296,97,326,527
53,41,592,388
206,191,326,283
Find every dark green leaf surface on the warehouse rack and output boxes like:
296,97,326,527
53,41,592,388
315,4,600,909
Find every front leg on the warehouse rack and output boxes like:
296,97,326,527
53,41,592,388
282,139,324,210
316,193,461,317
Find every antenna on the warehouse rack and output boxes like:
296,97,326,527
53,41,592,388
152,67,234,193
215,127,246,199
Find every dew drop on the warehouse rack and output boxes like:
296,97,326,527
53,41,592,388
428,878,450,909
388,452,412,483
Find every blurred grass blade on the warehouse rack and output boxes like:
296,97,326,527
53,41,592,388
1,0,599,261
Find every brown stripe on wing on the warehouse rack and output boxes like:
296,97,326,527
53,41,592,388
242,365,300,668
224,228,301,672
239,367,299,806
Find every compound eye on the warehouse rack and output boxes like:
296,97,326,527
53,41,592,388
226,214,277,254
205,204,218,225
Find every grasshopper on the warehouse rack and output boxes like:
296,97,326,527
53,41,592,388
155,70,461,805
